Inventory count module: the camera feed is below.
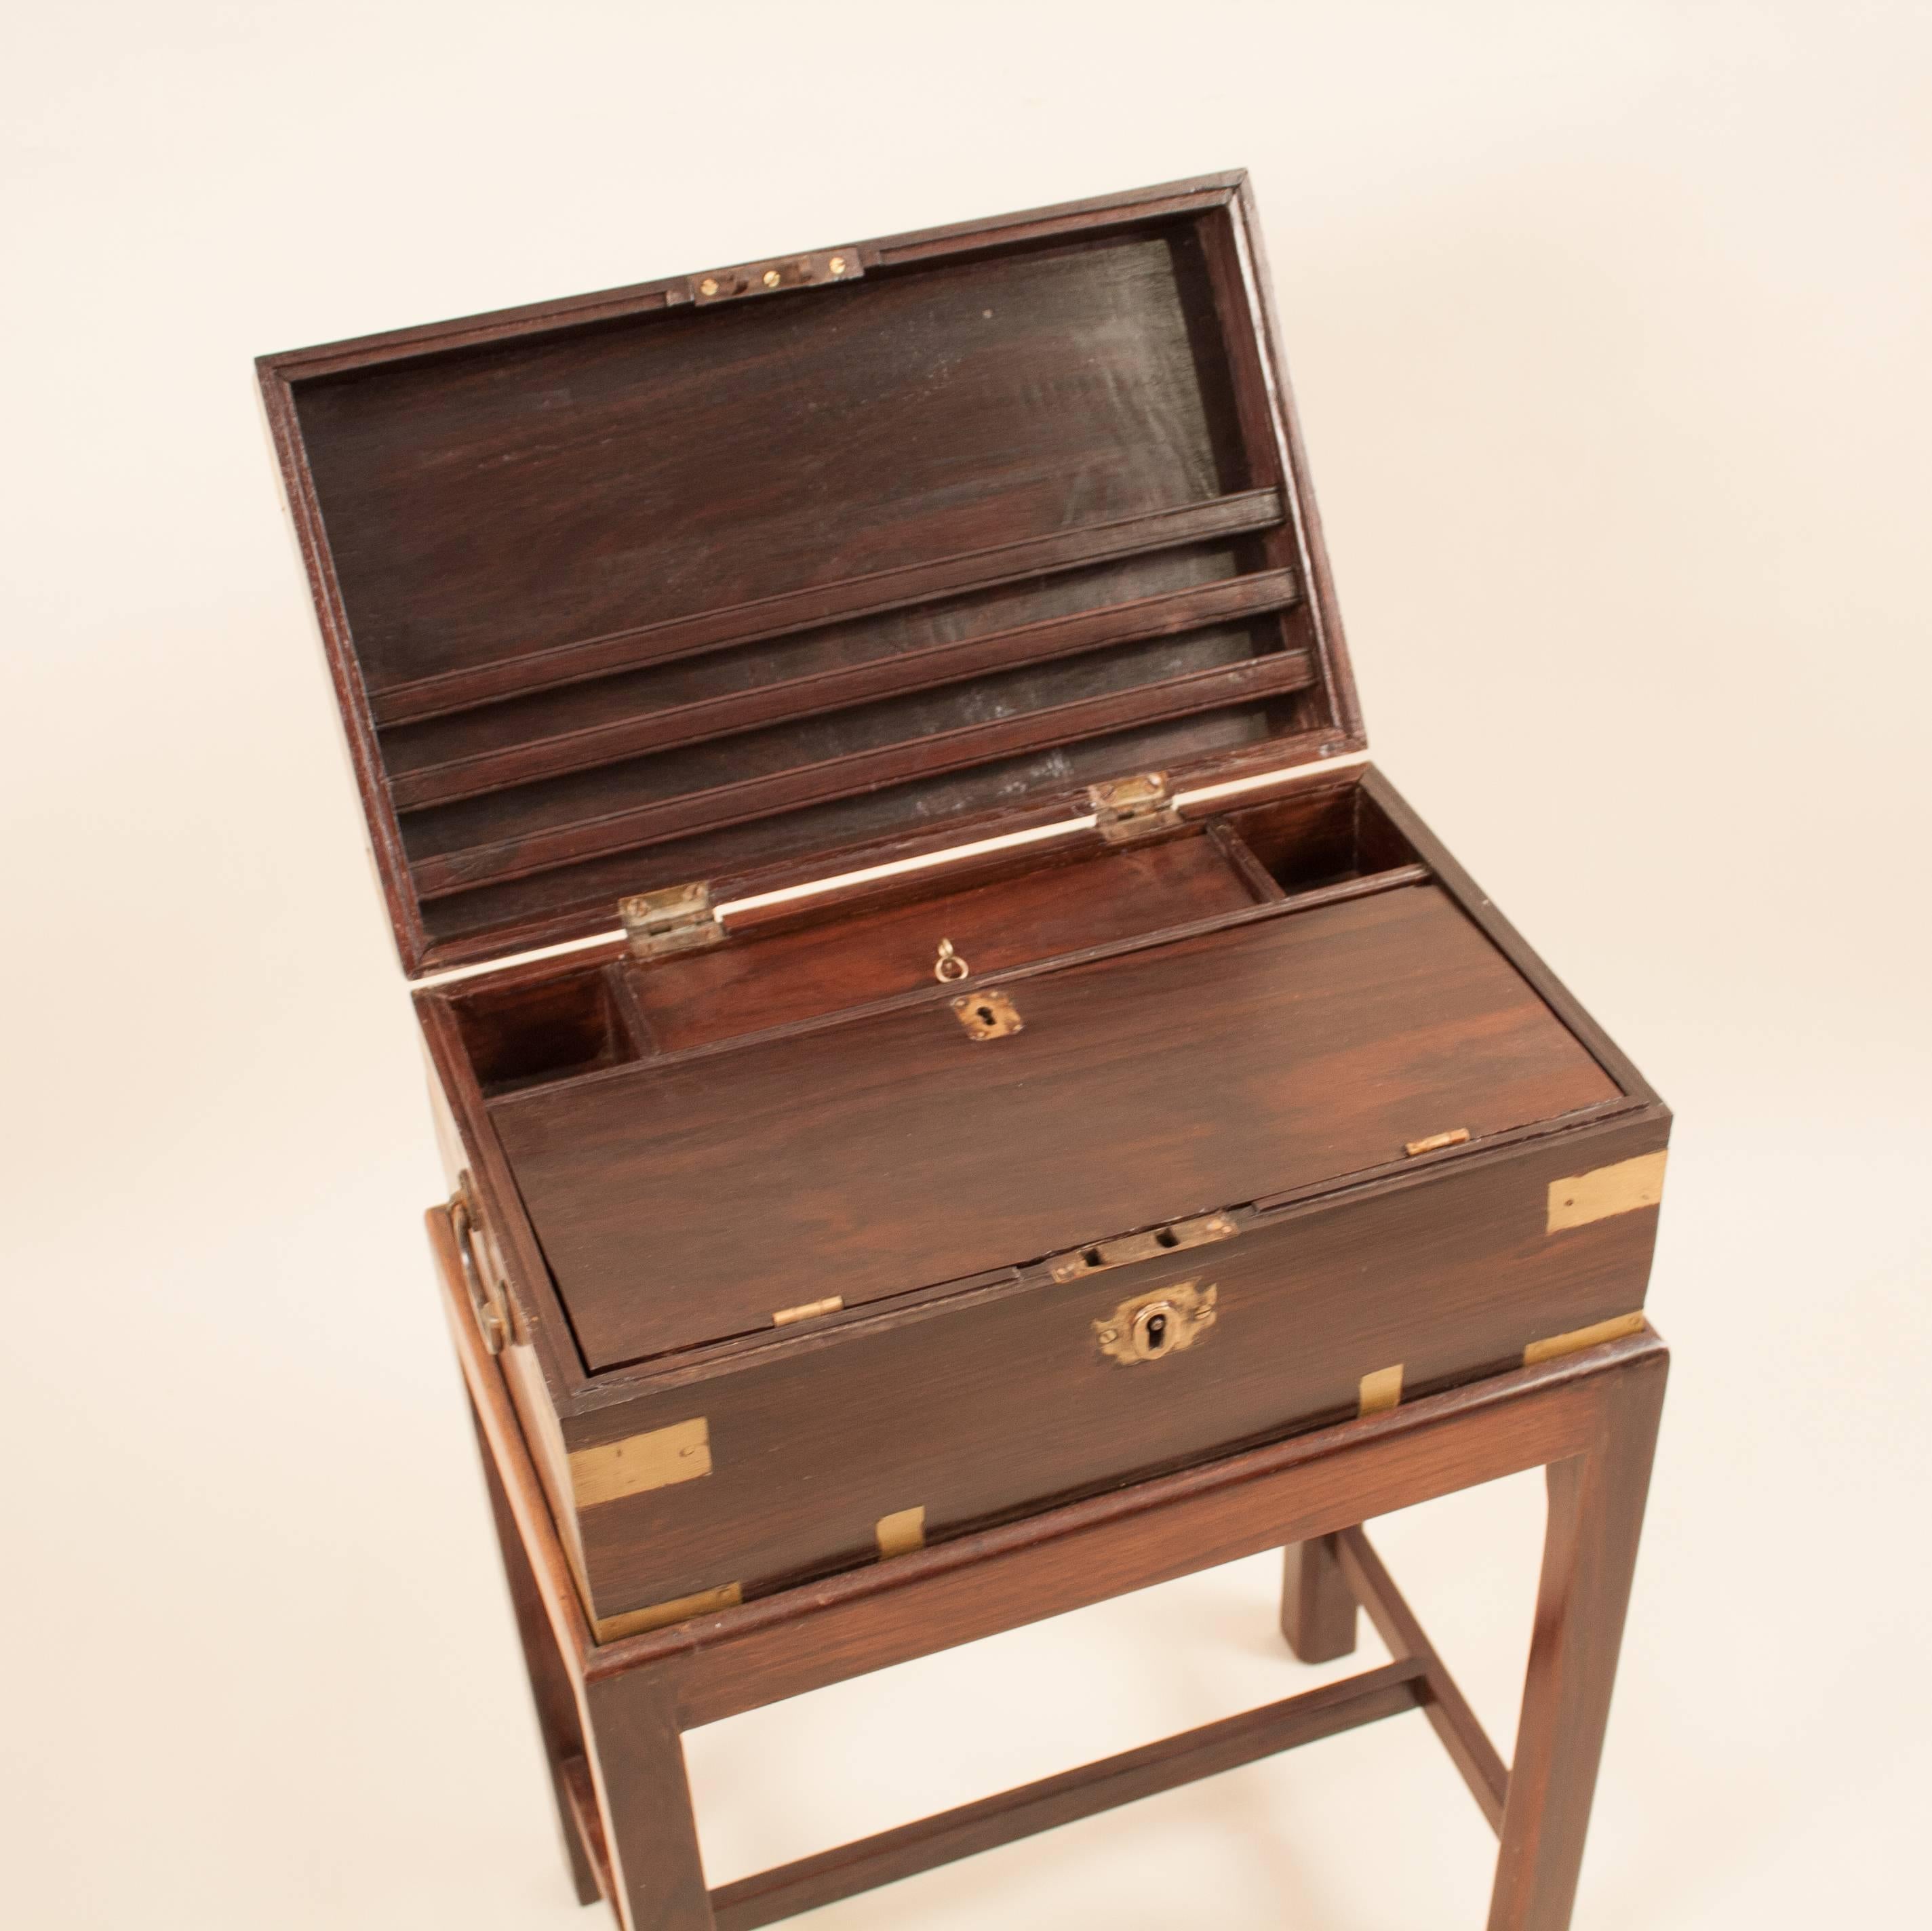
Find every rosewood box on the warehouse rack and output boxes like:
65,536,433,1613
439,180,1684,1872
259,173,1668,1646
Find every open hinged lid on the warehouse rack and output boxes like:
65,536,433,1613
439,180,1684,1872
259,172,1363,976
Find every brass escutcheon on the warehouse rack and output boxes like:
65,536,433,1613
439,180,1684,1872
1095,1280,1218,1365
951,989,1022,1039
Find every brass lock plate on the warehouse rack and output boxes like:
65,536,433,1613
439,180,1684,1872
1050,1211,1237,1283
1094,1279,1218,1365
951,989,1023,1040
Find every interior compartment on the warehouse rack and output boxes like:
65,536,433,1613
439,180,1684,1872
1221,776,1421,896
442,772,1427,1086
628,829,1265,1054
452,965,640,1095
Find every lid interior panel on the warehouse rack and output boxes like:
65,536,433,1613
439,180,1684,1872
294,225,1251,690
267,180,1356,971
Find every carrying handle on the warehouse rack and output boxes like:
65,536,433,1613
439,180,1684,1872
449,1174,510,1356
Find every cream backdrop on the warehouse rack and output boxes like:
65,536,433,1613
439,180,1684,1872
3,5,1927,1926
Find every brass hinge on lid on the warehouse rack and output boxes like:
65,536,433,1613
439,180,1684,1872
678,247,863,306
620,881,726,962
1088,772,1183,844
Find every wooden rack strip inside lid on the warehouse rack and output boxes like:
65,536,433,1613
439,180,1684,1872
258,172,1362,975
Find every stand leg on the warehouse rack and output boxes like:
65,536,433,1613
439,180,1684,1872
584,1671,715,1931
1487,1347,1668,1930
469,1401,602,1906
1280,1534,1360,1663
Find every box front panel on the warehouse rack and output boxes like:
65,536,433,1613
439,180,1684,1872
560,1111,1666,1630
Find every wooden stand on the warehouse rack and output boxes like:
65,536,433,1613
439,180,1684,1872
433,1210,1667,1931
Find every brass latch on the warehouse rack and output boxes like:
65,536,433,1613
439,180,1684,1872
1095,1280,1218,1364
1049,1212,1237,1282
620,881,725,961
1088,772,1182,843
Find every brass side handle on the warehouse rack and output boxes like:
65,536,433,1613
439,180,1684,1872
450,1176,511,1356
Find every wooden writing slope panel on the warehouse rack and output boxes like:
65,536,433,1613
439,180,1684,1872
260,175,1358,974
496,883,1618,1372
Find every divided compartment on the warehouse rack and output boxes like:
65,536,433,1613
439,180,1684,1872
378,536,1278,807
625,823,1269,1055
1220,774,1421,896
390,545,1312,881
446,769,1431,1089
452,964,642,1095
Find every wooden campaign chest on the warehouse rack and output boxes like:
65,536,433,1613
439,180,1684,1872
259,172,1668,1654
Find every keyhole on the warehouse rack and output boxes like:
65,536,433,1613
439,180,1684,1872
1135,1304,1176,1359
977,1004,995,1027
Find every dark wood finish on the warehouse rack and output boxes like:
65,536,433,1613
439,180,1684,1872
1486,1342,1666,1928
1359,768,1657,1106
1280,1535,1359,1663
591,1349,1663,1734
293,228,1250,689
371,491,1285,731
496,880,1619,1370
629,830,1261,1054
260,174,1362,974
277,171,1672,1930
561,1111,1662,1624
412,711,1332,961
559,1756,614,1905
387,570,1301,812
710,1660,1427,1931
581,1670,713,1931
437,1208,1665,1931
408,650,1314,900
453,963,639,1094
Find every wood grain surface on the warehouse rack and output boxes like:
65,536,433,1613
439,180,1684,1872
258,175,1360,973
496,881,1620,1370
556,1112,1661,1622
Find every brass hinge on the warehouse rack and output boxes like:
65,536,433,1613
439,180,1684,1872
1088,772,1183,843
620,881,725,961
676,247,863,307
